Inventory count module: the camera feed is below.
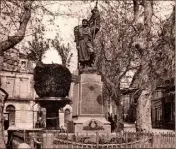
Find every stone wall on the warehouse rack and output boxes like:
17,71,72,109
0,71,35,99
4,101,38,129
0,70,37,129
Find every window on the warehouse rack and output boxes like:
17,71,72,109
19,78,28,98
6,77,15,98
20,60,27,72
5,76,30,98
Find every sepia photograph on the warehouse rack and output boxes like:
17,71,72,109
0,0,175,148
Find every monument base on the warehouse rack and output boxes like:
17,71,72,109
73,117,111,133
72,73,111,133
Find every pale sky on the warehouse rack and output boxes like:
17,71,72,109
38,1,96,72
30,1,174,73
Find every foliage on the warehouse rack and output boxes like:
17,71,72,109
51,35,73,66
129,1,175,132
130,5,175,89
95,0,174,96
27,24,49,62
148,7,175,86
0,0,34,53
95,2,139,106
27,30,73,66
0,0,58,54
34,63,72,98
94,1,174,131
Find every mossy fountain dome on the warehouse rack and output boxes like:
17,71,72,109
34,63,72,98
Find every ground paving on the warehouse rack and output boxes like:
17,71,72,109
124,122,175,133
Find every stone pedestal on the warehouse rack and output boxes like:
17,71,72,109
72,73,111,133
59,109,65,127
42,133,54,148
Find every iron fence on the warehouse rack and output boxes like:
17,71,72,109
10,130,175,149
53,131,175,148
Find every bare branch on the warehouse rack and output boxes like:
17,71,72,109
99,40,116,89
144,0,153,34
119,58,132,80
99,3,138,32
3,0,19,30
133,0,140,23
0,0,34,53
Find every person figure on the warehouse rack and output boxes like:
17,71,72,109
74,6,100,70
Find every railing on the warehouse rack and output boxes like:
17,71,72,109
9,130,175,149
53,137,151,148
53,131,175,148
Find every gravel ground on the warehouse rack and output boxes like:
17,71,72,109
124,122,175,133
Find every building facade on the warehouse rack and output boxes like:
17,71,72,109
122,71,175,130
151,78,175,129
0,49,38,130
1,70,38,129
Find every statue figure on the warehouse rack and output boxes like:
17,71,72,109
74,6,100,71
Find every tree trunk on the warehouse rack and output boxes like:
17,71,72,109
0,56,3,73
115,104,123,132
0,54,5,148
0,96,5,148
135,60,153,132
134,0,153,132
136,89,152,131
133,0,140,23
0,1,33,53
111,90,123,132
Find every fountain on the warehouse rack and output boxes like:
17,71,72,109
34,62,72,130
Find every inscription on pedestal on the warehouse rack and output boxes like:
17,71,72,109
83,119,104,131
81,83,103,115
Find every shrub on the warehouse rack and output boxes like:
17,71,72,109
34,63,72,98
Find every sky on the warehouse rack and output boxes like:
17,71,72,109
40,1,96,72
29,1,174,73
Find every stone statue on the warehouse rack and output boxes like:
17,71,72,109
74,6,100,71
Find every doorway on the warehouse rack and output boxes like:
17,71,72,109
6,105,15,126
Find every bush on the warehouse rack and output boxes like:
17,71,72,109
34,63,72,98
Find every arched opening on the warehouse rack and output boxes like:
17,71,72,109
64,109,71,124
6,105,15,126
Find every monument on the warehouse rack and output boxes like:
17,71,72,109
73,5,111,133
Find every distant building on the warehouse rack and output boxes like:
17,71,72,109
0,48,38,130
102,70,136,121
121,68,175,130
152,78,175,129
120,71,135,122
